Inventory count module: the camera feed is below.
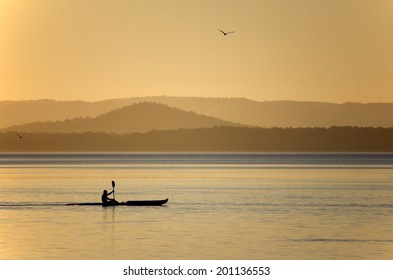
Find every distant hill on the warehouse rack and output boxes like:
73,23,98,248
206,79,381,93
2,96,393,129
3,102,240,133
0,99,111,129
139,97,393,128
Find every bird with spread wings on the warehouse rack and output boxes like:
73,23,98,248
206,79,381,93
16,132,25,139
218,29,235,36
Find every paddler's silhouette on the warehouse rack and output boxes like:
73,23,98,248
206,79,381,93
101,189,118,206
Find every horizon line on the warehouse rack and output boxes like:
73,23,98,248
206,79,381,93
0,95,392,105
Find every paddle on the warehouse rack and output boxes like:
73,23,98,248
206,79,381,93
112,180,115,201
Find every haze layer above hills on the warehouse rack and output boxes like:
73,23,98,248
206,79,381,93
1,96,393,129
3,102,239,133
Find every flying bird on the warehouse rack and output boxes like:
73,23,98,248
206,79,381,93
16,132,25,139
219,29,235,36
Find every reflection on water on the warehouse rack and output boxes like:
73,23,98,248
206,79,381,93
0,153,393,259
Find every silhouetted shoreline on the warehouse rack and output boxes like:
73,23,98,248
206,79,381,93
1,126,393,152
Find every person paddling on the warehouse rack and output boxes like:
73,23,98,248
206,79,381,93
101,189,118,206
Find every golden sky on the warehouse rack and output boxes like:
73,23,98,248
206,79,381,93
1,0,392,103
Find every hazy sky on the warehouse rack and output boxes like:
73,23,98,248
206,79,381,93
1,0,393,103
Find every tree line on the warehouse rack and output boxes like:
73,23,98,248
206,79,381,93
1,126,393,152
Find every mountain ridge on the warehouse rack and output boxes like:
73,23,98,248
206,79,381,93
3,102,240,133
2,96,393,129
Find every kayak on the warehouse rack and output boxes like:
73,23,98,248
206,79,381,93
66,198,168,206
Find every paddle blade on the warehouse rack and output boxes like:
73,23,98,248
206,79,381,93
111,180,116,200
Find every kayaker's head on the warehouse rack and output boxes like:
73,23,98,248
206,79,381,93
103,190,108,194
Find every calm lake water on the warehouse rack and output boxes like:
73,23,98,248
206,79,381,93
0,152,393,260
